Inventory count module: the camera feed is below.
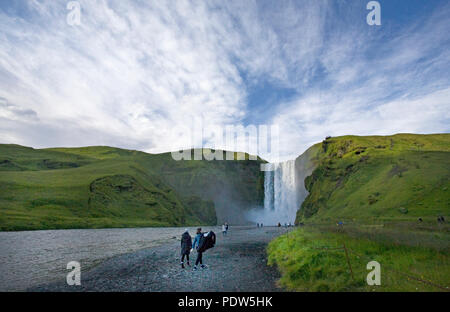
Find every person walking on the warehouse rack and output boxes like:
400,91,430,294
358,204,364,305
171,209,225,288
192,228,216,270
180,229,192,269
192,228,206,270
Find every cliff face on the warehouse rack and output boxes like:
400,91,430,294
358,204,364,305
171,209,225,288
294,143,320,216
0,145,264,230
146,149,265,224
295,134,450,223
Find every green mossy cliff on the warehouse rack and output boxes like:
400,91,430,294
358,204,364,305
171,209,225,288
296,133,450,223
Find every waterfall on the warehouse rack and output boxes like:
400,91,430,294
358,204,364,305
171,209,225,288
263,160,299,225
263,166,274,211
245,147,315,226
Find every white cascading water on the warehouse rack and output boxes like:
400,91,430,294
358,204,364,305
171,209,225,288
246,150,313,225
263,167,274,212
262,160,299,225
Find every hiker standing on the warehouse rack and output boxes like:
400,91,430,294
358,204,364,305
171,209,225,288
225,222,229,232
180,229,192,269
222,223,227,236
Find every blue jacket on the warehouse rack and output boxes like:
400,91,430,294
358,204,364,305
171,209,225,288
192,233,202,250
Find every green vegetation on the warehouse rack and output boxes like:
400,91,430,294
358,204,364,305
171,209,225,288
269,133,450,291
268,224,449,291
0,145,264,231
297,133,450,223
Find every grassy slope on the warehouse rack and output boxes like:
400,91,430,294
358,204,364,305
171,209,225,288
269,133,450,291
268,225,449,291
0,145,264,231
297,133,450,223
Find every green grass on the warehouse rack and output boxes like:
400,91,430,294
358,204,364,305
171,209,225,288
297,133,450,223
270,133,450,292
0,145,264,231
268,225,450,291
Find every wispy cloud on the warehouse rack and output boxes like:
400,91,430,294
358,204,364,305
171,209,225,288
0,0,449,161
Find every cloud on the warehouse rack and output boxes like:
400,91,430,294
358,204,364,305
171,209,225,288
0,0,251,150
267,1,450,161
0,97,38,121
0,0,449,161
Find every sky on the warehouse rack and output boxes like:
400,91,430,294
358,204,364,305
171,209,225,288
0,0,449,162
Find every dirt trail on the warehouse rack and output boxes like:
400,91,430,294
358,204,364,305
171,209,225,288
31,226,286,291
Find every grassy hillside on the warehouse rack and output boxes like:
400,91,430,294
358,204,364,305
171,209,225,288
296,133,450,223
0,145,264,231
267,133,449,292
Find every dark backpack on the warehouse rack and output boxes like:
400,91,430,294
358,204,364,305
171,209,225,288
198,231,216,252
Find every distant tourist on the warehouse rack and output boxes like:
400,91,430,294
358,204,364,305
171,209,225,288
225,222,229,232
180,229,192,269
222,223,227,236
261,223,263,227
257,223,259,228
277,222,281,227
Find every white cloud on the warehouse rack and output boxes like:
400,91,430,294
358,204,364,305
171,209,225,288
0,0,449,162
0,1,252,150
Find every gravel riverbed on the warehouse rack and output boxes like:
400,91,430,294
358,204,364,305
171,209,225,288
30,226,286,292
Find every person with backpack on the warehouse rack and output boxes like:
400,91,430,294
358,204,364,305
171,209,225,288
192,228,204,270
192,227,216,270
180,229,192,269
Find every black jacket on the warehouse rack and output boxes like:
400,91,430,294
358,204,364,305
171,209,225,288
181,232,192,255
198,231,216,253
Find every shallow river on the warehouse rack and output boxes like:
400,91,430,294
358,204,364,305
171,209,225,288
0,226,221,291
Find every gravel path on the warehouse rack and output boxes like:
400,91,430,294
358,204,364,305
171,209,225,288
30,226,285,292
